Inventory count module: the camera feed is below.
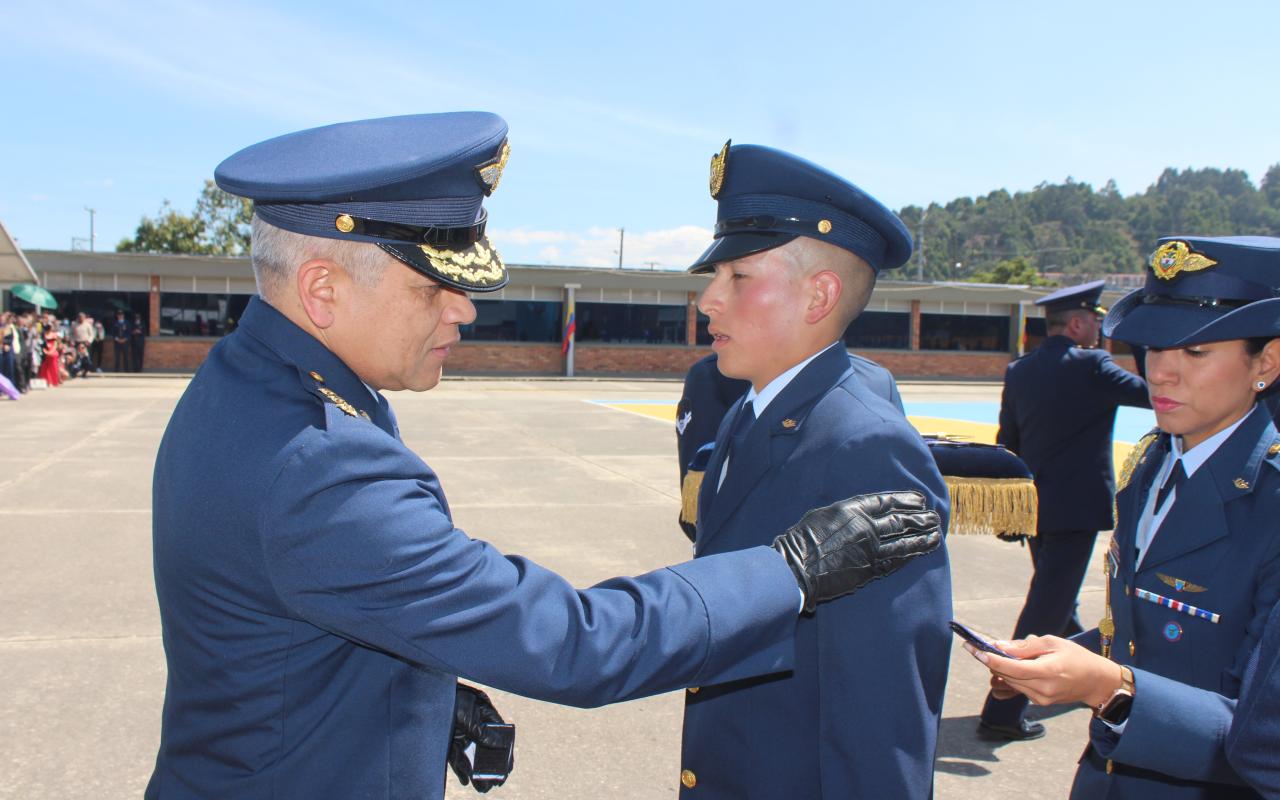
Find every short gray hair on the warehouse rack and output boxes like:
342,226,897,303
250,215,390,298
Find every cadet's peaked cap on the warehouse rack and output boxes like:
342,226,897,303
215,112,512,292
1103,236,1280,348
689,142,913,274
1036,280,1107,315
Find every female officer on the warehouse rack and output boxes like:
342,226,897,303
968,235,1280,799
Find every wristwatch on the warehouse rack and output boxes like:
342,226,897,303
1096,665,1136,724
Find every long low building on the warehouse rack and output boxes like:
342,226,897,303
7,249,1141,379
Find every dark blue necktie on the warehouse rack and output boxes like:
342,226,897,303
1154,458,1186,515
720,400,755,486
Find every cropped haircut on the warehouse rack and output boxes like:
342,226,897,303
250,215,390,299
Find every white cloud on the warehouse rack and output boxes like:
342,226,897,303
490,225,712,270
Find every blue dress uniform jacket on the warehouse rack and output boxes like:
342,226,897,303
677,351,902,484
1229,598,1280,797
147,297,803,800
1071,405,1280,799
681,343,952,799
998,335,1149,532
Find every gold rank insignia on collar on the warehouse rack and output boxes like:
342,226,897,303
1269,441,1280,457
1150,240,1219,281
781,418,797,429
475,139,510,196
1158,573,1207,593
709,140,730,199
308,371,372,421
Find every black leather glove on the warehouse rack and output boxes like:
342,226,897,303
772,490,942,613
448,684,510,793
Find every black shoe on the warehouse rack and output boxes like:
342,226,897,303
977,719,1046,741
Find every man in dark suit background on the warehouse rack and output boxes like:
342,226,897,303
978,280,1150,740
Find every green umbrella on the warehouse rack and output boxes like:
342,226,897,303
9,283,58,310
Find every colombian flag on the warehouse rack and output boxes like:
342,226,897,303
561,308,576,355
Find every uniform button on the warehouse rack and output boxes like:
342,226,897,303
1106,759,1114,774
687,686,700,694
1129,640,1135,657
681,769,697,788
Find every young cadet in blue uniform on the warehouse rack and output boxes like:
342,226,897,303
677,142,953,799
146,113,944,800
967,235,1280,799
675,350,902,541
979,280,1150,740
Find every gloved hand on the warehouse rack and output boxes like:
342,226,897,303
448,683,510,793
772,490,942,613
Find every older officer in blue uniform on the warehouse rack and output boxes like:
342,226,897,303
968,236,1280,799
979,279,1150,740
678,142,952,799
146,113,944,800
675,351,902,540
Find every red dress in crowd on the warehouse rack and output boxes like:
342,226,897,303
38,335,62,386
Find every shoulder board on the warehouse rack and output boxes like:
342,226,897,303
1117,429,1160,492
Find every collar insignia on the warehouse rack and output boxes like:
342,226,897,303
709,140,730,199
781,418,797,429
476,139,511,196
318,385,371,421
1150,240,1218,281
1158,573,1207,593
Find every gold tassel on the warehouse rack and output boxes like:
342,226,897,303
943,476,1038,537
680,471,705,526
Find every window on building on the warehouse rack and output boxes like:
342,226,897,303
159,293,252,336
695,311,711,346
920,313,1009,352
9,290,152,331
576,303,687,344
1022,317,1047,351
462,300,563,342
843,311,911,349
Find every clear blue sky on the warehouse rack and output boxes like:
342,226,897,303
4,0,1277,269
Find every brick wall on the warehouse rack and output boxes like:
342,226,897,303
120,338,1143,381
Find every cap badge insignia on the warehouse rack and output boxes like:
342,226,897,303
1157,573,1207,593
709,140,731,199
476,139,511,196
1150,240,1218,281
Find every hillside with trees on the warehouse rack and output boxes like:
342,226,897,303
886,164,1280,283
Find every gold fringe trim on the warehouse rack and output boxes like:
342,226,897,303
680,471,705,526
944,476,1038,537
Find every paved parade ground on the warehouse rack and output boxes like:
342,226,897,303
0,374,1133,799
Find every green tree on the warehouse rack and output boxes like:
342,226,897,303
965,256,1056,286
117,180,252,255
